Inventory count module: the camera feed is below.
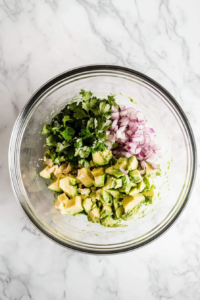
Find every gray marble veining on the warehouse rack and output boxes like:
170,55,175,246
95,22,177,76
0,0,199,299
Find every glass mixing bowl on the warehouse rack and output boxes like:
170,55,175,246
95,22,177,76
9,65,197,254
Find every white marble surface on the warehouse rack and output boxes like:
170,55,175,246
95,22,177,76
0,0,200,299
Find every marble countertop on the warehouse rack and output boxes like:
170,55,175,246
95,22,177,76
1,0,200,299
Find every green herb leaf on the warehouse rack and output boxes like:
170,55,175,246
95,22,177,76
46,135,57,146
63,115,72,126
56,141,71,152
61,127,75,140
42,124,51,135
73,106,88,119
67,147,74,160
80,89,93,101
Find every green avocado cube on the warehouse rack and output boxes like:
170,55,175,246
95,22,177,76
101,216,114,227
94,174,106,187
88,207,100,223
107,189,120,199
105,166,124,178
82,198,93,213
103,175,116,190
127,156,138,171
114,157,128,170
100,190,112,204
129,170,142,183
115,206,125,219
119,176,131,194
114,179,122,189
100,205,113,219
92,150,112,166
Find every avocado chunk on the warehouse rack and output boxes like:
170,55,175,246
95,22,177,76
54,193,69,211
137,180,146,192
100,205,113,219
103,175,116,190
115,206,125,219
146,163,158,176
78,188,91,196
114,179,122,189
48,179,62,192
100,190,112,204
127,156,138,171
62,196,83,215
90,191,97,201
142,187,155,197
122,194,145,213
115,157,128,170
107,189,120,199
82,198,93,213
101,216,114,227
113,198,120,210
119,176,131,194
92,149,112,166
77,168,94,187
105,166,124,178
40,166,52,179
91,167,105,177
129,187,139,196
59,177,77,198
94,174,106,187
129,170,142,183
143,177,151,191
88,207,100,223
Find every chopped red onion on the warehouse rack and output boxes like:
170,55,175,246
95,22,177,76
112,105,119,112
111,112,119,120
120,105,126,111
109,103,162,164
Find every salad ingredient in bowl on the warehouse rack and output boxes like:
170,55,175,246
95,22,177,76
40,90,162,227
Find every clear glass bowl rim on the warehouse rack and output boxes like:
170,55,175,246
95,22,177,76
9,64,197,255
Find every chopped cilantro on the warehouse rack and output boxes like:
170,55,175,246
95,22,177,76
41,90,119,166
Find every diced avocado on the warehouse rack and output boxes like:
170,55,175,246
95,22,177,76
63,163,72,175
115,206,125,218
101,216,114,227
113,198,120,210
94,174,106,187
54,193,69,211
103,175,116,190
91,167,105,177
100,205,113,219
96,189,102,200
122,194,145,213
138,180,146,192
143,177,151,192
146,163,157,176
97,201,102,209
115,179,122,189
66,175,77,185
77,168,94,187
40,166,52,179
115,157,128,170
107,189,120,199
62,196,83,215
100,190,112,204
129,187,139,196
82,198,93,213
90,191,97,200
119,176,131,194
130,181,137,188
59,177,77,198
48,179,62,192
105,166,124,178
142,187,155,197
78,188,91,196
88,207,100,223
92,149,112,166
129,170,142,183
127,156,138,171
